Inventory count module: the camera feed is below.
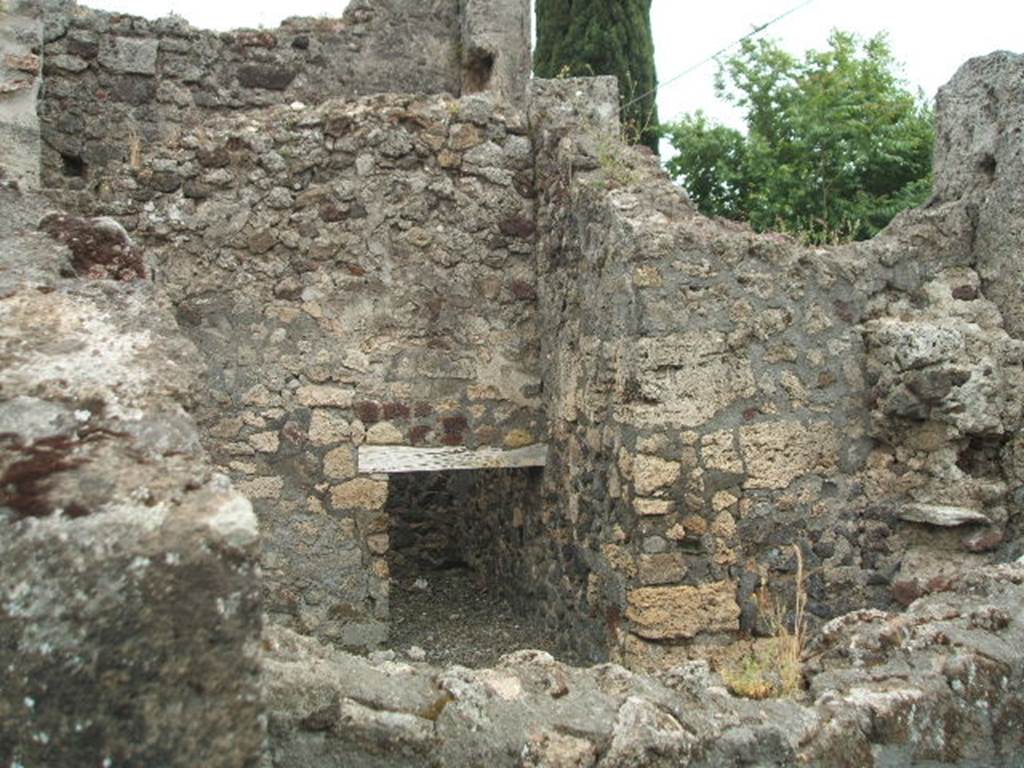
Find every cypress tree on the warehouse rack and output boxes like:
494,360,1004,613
535,0,660,152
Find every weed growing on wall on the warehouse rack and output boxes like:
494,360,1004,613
723,545,807,699
557,81,648,191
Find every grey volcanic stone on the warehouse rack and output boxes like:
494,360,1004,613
236,64,296,91
935,52,1024,337
0,188,263,768
98,35,159,75
264,563,1024,767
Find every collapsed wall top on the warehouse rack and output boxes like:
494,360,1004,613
934,51,1024,338
24,0,530,186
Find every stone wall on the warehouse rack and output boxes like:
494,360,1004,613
385,466,552,639
36,19,1024,668
934,52,1024,338
59,90,544,647
388,467,543,601
36,0,530,188
462,0,532,105
388,471,474,575
455,467,546,612
529,71,1024,668
5,0,1024,761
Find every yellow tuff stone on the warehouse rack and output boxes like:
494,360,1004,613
626,581,740,640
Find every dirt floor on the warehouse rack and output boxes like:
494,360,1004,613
385,566,587,668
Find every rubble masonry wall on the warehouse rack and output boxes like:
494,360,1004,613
37,0,531,188
58,91,548,648
529,75,1023,668
12,0,1024,674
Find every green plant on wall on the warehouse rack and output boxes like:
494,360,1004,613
535,0,660,153
663,31,935,244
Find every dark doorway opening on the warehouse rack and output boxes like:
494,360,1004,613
384,467,580,667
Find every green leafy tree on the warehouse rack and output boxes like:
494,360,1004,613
535,0,660,152
663,31,934,243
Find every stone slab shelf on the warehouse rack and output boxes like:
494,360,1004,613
358,444,548,474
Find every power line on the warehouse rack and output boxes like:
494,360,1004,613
622,0,817,112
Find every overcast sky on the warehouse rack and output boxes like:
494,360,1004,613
85,0,1024,130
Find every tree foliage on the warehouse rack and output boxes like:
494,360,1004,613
534,0,660,152
663,31,935,243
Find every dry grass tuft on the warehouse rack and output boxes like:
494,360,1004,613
723,544,807,699
722,655,775,700
128,126,142,171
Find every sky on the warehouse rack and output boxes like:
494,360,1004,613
84,0,1024,132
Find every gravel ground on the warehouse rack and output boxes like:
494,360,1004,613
385,567,587,668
